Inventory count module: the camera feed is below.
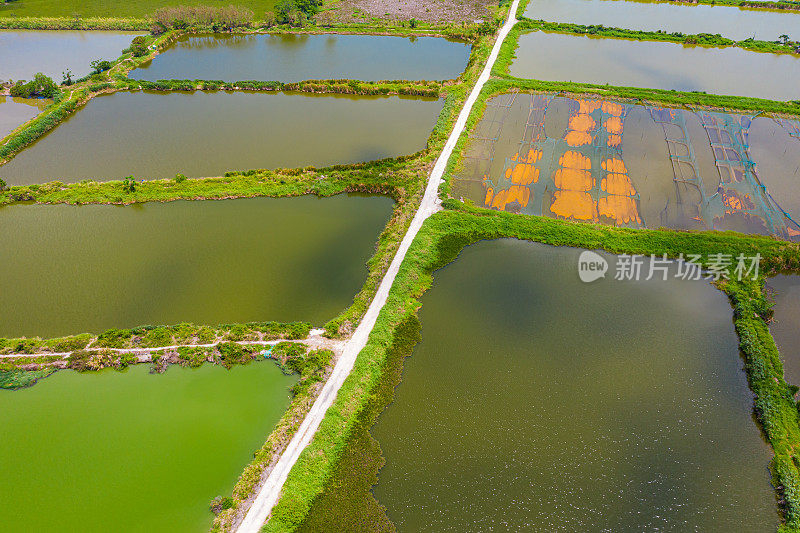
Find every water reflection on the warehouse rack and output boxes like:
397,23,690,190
130,33,471,82
454,93,800,240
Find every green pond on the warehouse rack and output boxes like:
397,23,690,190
0,91,443,185
452,92,800,240
371,240,776,531
0,195,392,338
509,31,800,100
0,95,49,139
766,275,800,387
0,30,144,80
524,0,799,41
0,362,295,532
130,33,471,82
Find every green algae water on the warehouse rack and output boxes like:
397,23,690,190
524,0,799,41
130,33,471,82
766,275,800,387
0,95,49,139
0,30,144,80
0,362,295,532
0,195,392,338
0,91,443,185
509,31,800,100
371,240,776,531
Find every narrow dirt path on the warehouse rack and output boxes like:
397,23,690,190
235,2,521,531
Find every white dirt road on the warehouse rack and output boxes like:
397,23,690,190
235,3,520,530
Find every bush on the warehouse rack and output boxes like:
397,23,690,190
263,11,277,28
274,0,321,25
150,5,253,34
90,59,112,74
9,73,59,98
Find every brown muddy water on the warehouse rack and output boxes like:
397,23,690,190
509,31,800,100
0,91,443,185
130,33,471,82
452,92,800,240
0,95,49,139
524,0,800,41
0,30,144,80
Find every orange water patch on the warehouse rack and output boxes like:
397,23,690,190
788,226,800,237
608,134,622,148
603,116,623,135
578,99,602,114
601,158,627,174
601,101,623,117
601,173,636,196
551,190,597,221
554,168,593,191
598,195,641,225
559,151,592,170
484,186,494,206
510,163,539,185
569,113,596,133
490,185,530,210
565,131,592,146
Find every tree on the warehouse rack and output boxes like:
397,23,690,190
122,176,136,193
0,179,7,192
780,34,790,44
10,73,59,98
274,0,321,24
90,59,112,75
62,69,74,86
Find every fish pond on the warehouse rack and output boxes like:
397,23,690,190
371,240,776,530
0,91,443,185
0,30,144,80
766,275,800,387
452,93,800,240
0,195,392,338
509,31,800,100
0,362,295,532
130,33,471,82
523,0,799,41
0,95,49,139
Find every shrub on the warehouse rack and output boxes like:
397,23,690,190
174,173,187,183
150,5,253,34
9,73,59,98
275,0,321,25
122,176,136,193
263,11,277,28
90,59,112,74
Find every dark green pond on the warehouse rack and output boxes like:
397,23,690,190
0,30,143,80
524,0,799,41
0,95,49,139
130,33,471,82
372,239,776,531
0,362,295,532
0,91,443,185
453,92,800,240
509,31,800,100
766,275,800,387
0,195,392,338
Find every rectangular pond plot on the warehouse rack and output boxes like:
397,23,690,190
0,96,49,139
0,91,443,185
0,30,144,81
452,92,800,240
509,31,800,100
130,33,472,82
370,240,776,531
0,195,393,338
0,363,295,532
766,275,800,387
524,0,800,41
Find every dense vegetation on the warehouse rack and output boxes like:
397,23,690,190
8,73,59,98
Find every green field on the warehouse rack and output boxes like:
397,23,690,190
0,0,274,19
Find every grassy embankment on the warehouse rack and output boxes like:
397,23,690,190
515,18,800,55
